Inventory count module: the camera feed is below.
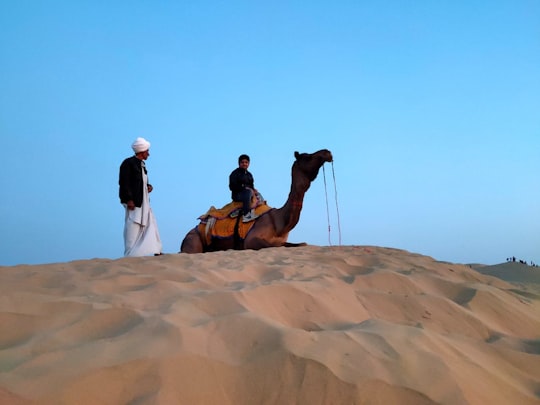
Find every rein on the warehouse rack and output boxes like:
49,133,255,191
322,162,342,246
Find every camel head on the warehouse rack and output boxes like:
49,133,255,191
293,149,333,182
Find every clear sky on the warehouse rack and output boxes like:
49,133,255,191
1,1,538,266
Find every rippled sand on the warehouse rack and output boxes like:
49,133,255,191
1,246,539,404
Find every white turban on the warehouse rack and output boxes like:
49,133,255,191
131,137,151,153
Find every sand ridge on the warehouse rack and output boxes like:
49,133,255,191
0,246,539,404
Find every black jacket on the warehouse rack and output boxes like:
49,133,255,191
229,167,254,199
119,156,149,207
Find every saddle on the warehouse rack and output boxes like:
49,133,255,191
197,193,272,245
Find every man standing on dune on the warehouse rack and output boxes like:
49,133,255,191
119,137,162,256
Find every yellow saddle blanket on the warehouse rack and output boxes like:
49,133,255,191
197,201,272,245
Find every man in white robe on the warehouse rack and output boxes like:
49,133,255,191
119,137,162,256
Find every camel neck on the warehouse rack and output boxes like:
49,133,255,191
277,171,311,234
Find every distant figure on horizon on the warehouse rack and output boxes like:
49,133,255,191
118,137,162,256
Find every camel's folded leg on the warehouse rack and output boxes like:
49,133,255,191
283,242,307,247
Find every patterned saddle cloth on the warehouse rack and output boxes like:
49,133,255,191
197,194,272,245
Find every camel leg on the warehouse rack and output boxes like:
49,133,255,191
246,240,307,249
180,228,204,253
283,242,307,247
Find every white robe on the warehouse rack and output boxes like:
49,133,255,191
123,163,162,256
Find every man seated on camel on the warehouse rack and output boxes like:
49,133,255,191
229,154,259,222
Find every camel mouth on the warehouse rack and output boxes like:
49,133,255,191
325,151,333,162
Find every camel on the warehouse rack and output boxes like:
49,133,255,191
180,149,333,253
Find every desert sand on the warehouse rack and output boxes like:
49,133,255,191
0,245,539,405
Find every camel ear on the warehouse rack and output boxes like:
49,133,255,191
294,151,300,159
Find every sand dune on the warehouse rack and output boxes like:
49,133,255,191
0,246,539,404
473,261,540,284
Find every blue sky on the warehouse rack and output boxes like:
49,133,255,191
1,1,538,266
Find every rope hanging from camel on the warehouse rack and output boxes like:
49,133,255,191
322,162,342,246
323,166,332,245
